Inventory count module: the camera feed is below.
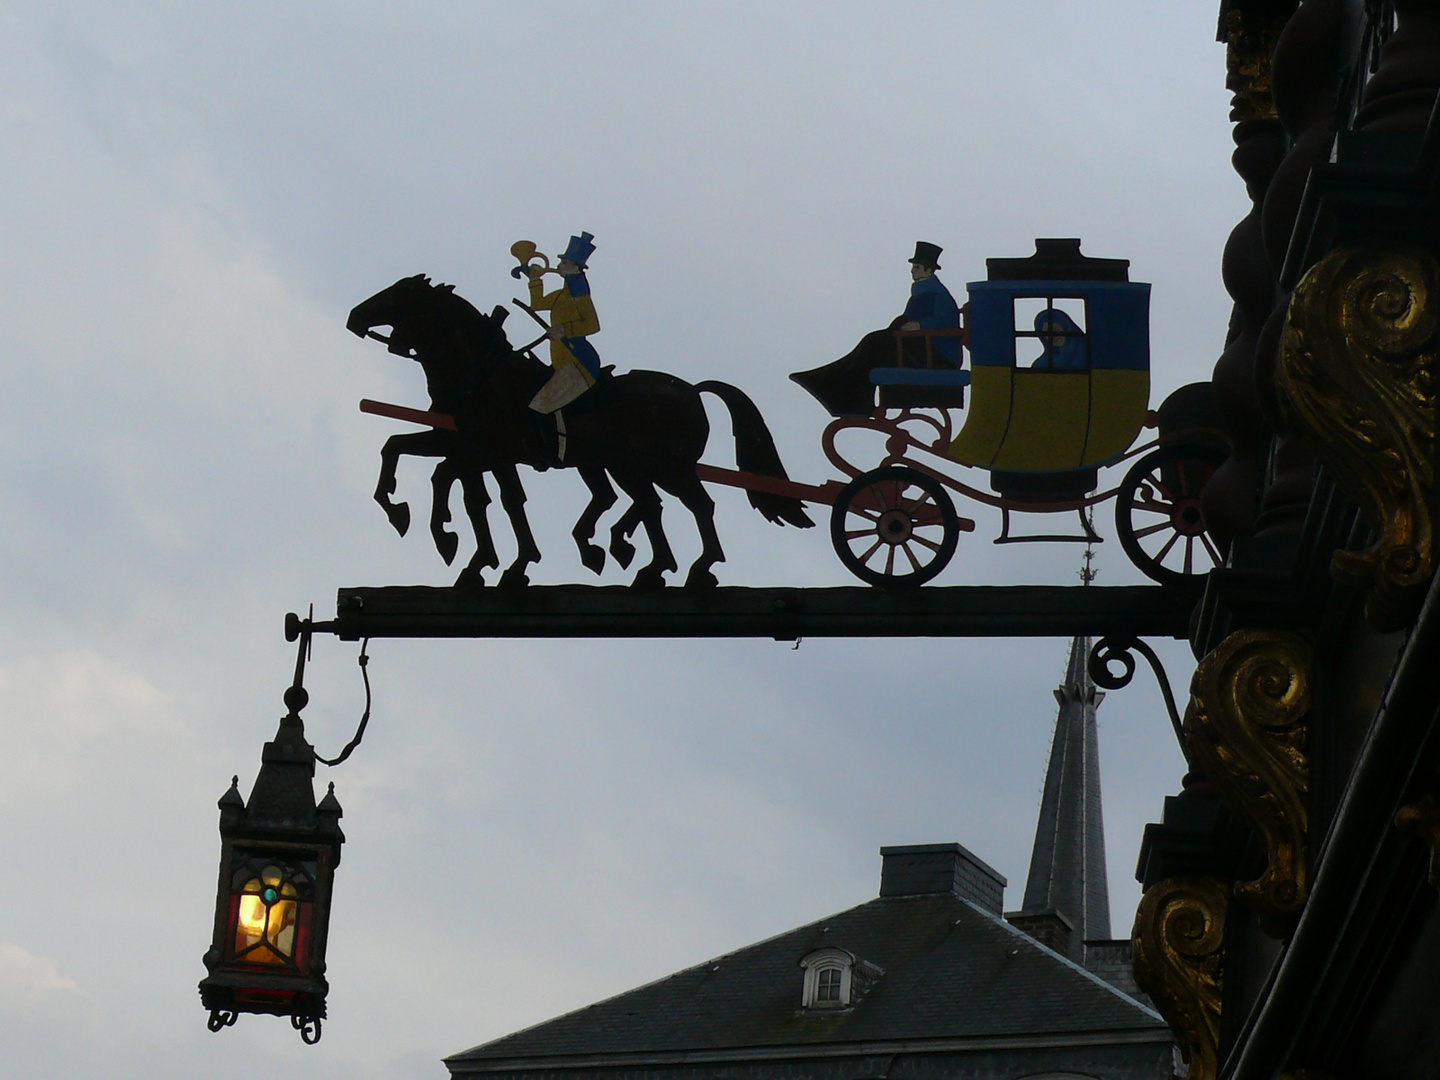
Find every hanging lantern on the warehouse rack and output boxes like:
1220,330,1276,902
200,629,344,1044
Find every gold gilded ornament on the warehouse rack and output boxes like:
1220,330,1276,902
1224,7,1285,123
1277,245,1438,632
1132,876,1228,1080
1184,630,1313,936
1396,794,1440,887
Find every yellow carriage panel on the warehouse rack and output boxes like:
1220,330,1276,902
1082,368,1150,465
989,372,1090,470
946,365,1014,466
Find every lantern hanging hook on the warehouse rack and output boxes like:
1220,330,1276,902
281,610,374,766
315,638,372,767
283,610,313,717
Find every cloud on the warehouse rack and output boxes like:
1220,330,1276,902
0,941,79,999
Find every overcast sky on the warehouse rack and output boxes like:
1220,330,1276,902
0,4,1242,1078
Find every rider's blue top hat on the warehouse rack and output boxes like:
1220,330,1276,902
562,231,596,268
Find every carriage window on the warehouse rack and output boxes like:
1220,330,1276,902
1013,296,1088,371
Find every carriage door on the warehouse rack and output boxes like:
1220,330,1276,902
991,295,1092,471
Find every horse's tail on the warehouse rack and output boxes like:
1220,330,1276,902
695,380,814,529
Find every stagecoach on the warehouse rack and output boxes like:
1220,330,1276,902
700,238,1228,588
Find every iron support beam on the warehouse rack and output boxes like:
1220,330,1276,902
324,585,1194,641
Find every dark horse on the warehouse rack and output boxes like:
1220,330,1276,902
347,275,812,589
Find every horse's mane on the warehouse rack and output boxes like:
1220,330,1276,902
405,277,515,358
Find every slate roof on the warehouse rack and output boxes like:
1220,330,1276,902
448,889,1166,1069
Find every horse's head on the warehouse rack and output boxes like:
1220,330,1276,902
347,274,511,365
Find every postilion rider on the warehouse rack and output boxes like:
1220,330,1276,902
526,231,603,415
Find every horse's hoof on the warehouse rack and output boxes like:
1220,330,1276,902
611,538,636,570
629,567,667,592
435,530,459,566
498,566,530,591
684,568,718,591
577,543,606,575
387,502,411,537
454,566,487,591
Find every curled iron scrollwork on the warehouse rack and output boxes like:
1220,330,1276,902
292,1013,323,1044
1276,244,1438,631
207,1009,238,1033
1089,635,1187,758
1184,629,1313,936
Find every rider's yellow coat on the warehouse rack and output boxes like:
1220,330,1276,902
529,276,600,373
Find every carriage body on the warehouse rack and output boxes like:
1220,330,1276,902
947,278,1151,477
814,241,1225,588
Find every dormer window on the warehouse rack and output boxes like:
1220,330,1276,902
801,948,854,1008
799,947,883,1010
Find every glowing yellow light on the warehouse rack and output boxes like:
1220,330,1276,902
237,883,267,937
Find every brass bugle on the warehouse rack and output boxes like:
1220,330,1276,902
510,239,555,279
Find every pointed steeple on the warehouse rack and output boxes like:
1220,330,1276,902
1021,634,1111,949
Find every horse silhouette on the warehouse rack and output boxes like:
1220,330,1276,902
347,275,812,589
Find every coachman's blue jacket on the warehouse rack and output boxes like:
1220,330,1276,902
904,276,962,364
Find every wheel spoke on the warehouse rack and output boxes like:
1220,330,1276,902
1201,533,1222,565
1133,520,1173,540
884,545,896,576
909,532,942,553
1183,535,1194,575
1148,473,1177,501
845,527,880,540
1154,530,1180,563
901,543,921,572
901,490,933,515
1133,492,1174,515
857,538,882,565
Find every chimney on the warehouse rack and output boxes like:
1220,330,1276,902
1005,908,1074,957
879,843,1006,914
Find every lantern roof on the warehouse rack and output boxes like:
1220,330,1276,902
220,709,344,850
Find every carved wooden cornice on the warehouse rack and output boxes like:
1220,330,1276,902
1132,875,1228,1080
1277,244,1438,631
1184,629,1313,937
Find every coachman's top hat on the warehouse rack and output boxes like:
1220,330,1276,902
562,231,596,268
910,241,943,269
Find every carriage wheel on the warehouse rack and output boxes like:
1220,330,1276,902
830,466,959,588
1115,443,1228,587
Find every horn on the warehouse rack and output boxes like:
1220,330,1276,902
509,239,555,280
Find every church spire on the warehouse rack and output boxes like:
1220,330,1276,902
1021,634,1112,949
